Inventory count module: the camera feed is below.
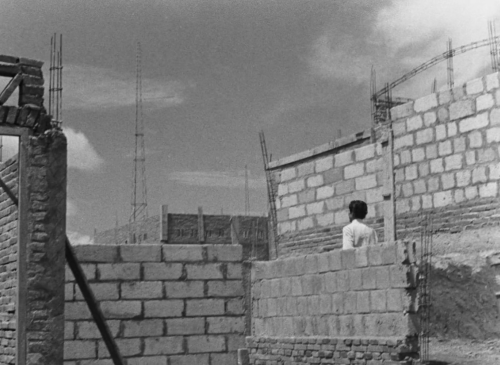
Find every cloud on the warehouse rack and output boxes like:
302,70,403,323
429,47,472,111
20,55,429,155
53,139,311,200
308,34,371,84
63,127,105,171
168,170,266,189
63,64,190,110
373,0,500,93
67,230,94,245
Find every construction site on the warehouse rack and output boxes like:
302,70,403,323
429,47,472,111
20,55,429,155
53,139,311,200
1,5,500,365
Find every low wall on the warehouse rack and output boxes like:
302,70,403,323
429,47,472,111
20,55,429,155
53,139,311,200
247,241,419,364
64,244,246,365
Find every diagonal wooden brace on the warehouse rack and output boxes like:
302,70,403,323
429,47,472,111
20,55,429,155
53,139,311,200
0,73,23,105
0,175,125,365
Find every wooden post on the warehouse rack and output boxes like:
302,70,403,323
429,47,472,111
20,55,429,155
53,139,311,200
382,128,396,242
160,205,168,243
230,216,240,245
198,206,205,242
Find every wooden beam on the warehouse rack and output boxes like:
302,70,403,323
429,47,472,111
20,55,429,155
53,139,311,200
160,205,168,242
0,73,23,105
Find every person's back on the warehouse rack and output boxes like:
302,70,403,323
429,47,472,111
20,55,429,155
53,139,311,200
342,200,378,249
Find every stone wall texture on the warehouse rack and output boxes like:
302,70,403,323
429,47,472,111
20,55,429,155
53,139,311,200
392,72,500,242
64,244,246,365
269,130,384,257
0,157,18,365
248,241,419,364
95,214,269,260
26,132,67,365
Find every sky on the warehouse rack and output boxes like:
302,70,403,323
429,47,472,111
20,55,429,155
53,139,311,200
0,0,499,243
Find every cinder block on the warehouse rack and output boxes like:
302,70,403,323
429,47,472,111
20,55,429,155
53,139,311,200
370,290,387,312
424,111,437,126
336,270,349,292
208,281,243,297
316,186,334,200
459,112,489,133
361,268,376,290
65,302,92,320
412,148,425,162
405,165,418,180
297,161,315,177
478,147,496,163
349,269,362,291
391,101,414,120
465,186,478,200
477,93,494,111
414,94,437,113
65,321,75,340
123,319,163,337
100,300,142,319
73,245,118,263
454,136,466,152
186,263,224,279
144,263,183,280
355,144,376,161
65,264,96,282
288,179,305,193
186,299,225,316
277,183,288,197
491,108,500,125
280,167,297,182
298,189,315,204
163,245,203,262
441,173,455,190
466,77,484,94
331,292,344,315
306,201,325,215
74,283,119,301
315,155,334,172
341,249,356,270
64,340,96,360
479,182,498,198
487,127,500,143
381,244,396,265
98,263,140,281
393,134,414,150
392,120,406,137
323,167,343,184
165,281,204,298
334,179,355,195
367,245,383,266
390,265,410,288
375,266,391,289
438,141,452,156
207,316,245,333
325,196,344,211
444,154,463,171
387,288,403,312
144,336,184,355
226,263,242,279
167,317,205,335
170,354,209,365
324,271,337,293
211,353,237,365
121,281,163,299
486,72,500,91
120,245,161,262
98,338,142,357
355,174,377,191
306,295,320,315
450,99,475,121
433,190,453,207
307,174,324,188
207,245,242,262
406,115,423,132
344,163,365,179
144,300,184,318
281,194,297,207
77,320,119,339
187,335,226,353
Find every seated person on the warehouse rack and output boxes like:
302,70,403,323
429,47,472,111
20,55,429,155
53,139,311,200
342,200,378,249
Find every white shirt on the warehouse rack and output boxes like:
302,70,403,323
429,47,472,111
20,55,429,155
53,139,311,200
342,219,378,249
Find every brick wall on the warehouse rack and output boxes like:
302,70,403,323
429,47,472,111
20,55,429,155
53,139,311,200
64,244,246,365
269,130,385,256
247,241,419,364
0,156,18,365
391,72,500,241
95,213,269,260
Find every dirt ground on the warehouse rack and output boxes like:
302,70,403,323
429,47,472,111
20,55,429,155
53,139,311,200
427,337,500,365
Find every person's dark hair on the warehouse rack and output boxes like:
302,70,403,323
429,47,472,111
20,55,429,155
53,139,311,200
349,200,368,219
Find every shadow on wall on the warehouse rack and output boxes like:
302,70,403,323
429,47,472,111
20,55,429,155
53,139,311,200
429,254,500,339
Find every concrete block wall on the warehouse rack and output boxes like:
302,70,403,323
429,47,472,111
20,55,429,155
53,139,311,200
95,214,269,260
247,241,418,364
391,72,500,240
64,244,246,365
0,157,18,365
269,129,385,257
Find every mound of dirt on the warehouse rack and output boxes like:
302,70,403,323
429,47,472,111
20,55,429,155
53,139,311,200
428,253,500,339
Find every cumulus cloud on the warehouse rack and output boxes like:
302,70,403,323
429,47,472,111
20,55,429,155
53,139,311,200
63,127,105,171
308,34,371,84
168,170,266,189
63,64,190,110
67,231,94,245
373,0,500,93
